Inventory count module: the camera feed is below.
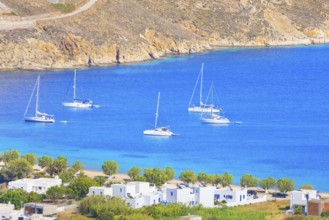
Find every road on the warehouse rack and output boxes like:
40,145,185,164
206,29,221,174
0,0,97,31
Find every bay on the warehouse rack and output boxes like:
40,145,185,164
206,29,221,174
0,45,329,191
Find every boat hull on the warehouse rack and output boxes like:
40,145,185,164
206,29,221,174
188,106,220,113
63,102,93,108
201,117,230,124
143,128,173,136
24,116,55,123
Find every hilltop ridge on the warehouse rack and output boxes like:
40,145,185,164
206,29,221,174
0,0,329,70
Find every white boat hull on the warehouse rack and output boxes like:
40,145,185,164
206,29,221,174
143,128,173,136
201,117,230,124
63,102,93,108
25,116,55,123
188,106,220,113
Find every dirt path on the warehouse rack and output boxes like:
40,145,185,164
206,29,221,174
0,0,97,31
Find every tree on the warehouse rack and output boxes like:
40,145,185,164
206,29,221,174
0,189,25,209
47,156,68,176
300,184,313,190
128,166,141,180
59,169,76,183
68,176,96,200
38,156,53,168
71,161,84,172
197,172,213,184
277,178,295,193
0,189,42,210
94,176,106,186
46,186,66,202
240,174,259,188
102,160,119,176
179,170,197,184
0,159,33,181
2,150,20,162
22,153,37,165
213,174,222,185
221,173,233,187
165,167,175,181
259,177,276,193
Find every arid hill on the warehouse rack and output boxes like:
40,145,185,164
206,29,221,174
1,0,329,70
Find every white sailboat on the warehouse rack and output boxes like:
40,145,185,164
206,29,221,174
62,69,94,108
24,75,55,123
144,92,174,136
188,63,220,113
201,83,229,124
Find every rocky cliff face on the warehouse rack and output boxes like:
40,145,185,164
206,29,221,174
1,0,329,70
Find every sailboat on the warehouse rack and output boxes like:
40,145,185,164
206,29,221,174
24,75,55,123
201,83,229,124
62,69,94,108
144,92,175,136
188,63,220,113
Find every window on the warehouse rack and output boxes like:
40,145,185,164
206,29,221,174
240,195,242,201
243,195,245,199
171,192,174,196
120,188,122,193
93,191,95,195
154,199,156,204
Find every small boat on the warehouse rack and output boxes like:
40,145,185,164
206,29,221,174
63,69,94,108
188,63,220,113
201,83,229,124
24,75,55,123
144,92,175,136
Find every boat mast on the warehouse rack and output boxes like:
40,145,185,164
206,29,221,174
200,63,204,106
155,92,160,129
35,75,40,117
73,69,76,100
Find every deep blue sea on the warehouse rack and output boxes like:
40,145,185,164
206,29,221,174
0,45,329,191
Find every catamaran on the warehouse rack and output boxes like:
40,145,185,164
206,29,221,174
144,92,175,136
201,83,229,124
24,75,55,123
188,63,220,113
62,69,94,108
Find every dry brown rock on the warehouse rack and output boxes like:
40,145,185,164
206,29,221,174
0,0,329,70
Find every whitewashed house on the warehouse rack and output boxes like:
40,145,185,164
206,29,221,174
192,186,215,208
214,186,267,207
166,185,193,206
88,186,113,196
290,189,319,214
88,181,162,209
164,185,215,208
8,177,62,194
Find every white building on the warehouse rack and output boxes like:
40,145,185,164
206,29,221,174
164,184,215,208
8,177,62,194
192,186,215,208
88,186,113,196
290,189,319,214
214,186,267,207
88,181,161,209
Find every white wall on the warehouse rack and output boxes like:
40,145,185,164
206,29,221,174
193,186,215,208
8,178,62,194
88,187,112,196
166,188,192,205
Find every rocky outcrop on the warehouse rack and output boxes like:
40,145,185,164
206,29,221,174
1,0,329,70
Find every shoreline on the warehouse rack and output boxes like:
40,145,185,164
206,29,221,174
0,38,329,72
82,169,329,196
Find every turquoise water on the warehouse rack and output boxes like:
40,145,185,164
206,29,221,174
0,45,329,191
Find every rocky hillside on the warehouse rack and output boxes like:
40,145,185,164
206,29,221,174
1,0,329,70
